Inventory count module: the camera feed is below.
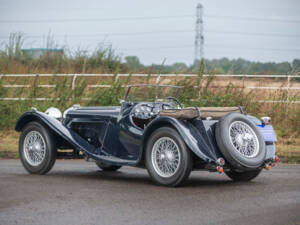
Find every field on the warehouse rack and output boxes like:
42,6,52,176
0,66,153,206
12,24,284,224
0,73,299,162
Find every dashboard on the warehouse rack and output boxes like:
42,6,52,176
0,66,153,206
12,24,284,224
130,102,175,129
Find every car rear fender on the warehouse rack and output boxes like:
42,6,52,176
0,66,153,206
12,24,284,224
142,116,218,164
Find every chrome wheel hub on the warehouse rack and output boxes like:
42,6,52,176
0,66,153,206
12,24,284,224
229,121,259,158
151,137,181,178
23,131,46,166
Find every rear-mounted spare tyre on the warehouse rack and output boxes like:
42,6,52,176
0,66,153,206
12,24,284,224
215,113,266,170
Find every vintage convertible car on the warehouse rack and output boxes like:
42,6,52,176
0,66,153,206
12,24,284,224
15,85,278,186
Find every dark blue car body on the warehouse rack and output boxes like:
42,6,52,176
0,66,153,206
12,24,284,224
15,102,276,170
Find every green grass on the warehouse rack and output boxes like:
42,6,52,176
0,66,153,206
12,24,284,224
0,76,299,163
0,73,299,134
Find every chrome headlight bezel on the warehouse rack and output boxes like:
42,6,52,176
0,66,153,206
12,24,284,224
45,107,62,120
261,116,271,125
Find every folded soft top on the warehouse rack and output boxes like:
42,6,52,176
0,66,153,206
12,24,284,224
159,107,245,119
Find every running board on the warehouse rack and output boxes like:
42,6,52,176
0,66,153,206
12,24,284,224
88,153,138,166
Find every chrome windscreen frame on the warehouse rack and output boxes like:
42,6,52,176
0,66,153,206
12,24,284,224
124,84,182,102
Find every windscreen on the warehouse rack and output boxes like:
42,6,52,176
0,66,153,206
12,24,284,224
125,85,181,102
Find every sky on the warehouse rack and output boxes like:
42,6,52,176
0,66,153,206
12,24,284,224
0,0,300,65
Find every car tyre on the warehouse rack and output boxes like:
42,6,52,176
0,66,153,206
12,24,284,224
145,127,192,187
19,121,56,174
215,113,266,170
225,169,262,182
95,161,122,171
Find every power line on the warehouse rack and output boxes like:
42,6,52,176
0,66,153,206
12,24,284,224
0,14,300,24
1,29,299,39
206,29,300,38
208,44,300,52
205,14,300,24
0,15,193,23
120,44,300,53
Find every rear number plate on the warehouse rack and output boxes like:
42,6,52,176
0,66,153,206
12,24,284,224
257,125,277,142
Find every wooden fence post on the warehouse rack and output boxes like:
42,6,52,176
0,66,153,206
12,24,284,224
72,74,77,90
114,74,120,83
33,74,39,97
156,74,161,84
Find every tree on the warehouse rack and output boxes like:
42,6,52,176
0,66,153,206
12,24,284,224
124,56,141,71
292,59,300,74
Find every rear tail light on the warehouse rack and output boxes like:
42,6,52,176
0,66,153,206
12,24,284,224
217,166,224,173
217,158,225,166
273,155,279,163
265,164,271,170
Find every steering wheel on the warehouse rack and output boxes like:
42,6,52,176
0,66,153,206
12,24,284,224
165,97,183,109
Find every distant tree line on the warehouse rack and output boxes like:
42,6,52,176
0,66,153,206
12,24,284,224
124,56,300,75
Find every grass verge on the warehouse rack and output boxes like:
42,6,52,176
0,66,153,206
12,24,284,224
1,130,299,163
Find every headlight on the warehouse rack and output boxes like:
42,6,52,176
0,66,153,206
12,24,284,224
261,116,271,125
45,107,62,120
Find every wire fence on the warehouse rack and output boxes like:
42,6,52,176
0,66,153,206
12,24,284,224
0,74,300,103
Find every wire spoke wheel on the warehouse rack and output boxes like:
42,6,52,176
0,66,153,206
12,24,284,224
146,127,192,186
23,131,46,166
216,113,266,170
151,137,181,178
229,121,259,158
19,122,56,174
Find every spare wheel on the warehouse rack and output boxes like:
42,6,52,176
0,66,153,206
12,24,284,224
215,112,266,170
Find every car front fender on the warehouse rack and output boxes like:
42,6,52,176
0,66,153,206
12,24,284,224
15,111,97,154
142,116,218,164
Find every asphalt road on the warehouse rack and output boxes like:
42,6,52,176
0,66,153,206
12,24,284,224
0,160,300,225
